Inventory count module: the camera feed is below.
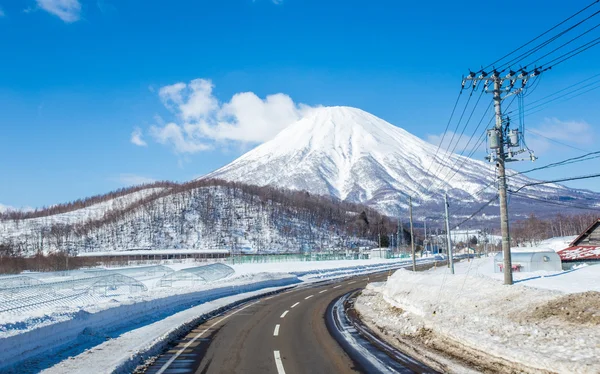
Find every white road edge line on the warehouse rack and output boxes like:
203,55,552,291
274,350,286,374
291,302,300,308
156,299,261,374
273,324,280,336
280,310,289,318
319,290,327,294
305,295,314,300
333,285,342,289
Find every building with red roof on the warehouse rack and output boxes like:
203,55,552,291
557,218,600,262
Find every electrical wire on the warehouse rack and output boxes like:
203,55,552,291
526,129,591,153
453,195,499,227
422,88,465,181
480,0,600,72
524,21,600,68
510,173,600,193
510,192,600,212
426,87,486,187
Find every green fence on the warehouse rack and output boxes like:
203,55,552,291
225,252,411,265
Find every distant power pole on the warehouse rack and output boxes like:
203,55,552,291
409,196,416,271
396,217,401,253
423,219,427,256
464,68,539,285
444,194,454,274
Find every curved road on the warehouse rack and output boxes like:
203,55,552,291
144,270,431,374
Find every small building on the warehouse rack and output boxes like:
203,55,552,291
369,248,392,259
494,249,562,273
557,218,600,264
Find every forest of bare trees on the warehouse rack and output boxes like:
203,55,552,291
0,179,404,256
511,212,597,246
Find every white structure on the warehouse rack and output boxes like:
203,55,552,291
493,248,562,273
369,248,391,259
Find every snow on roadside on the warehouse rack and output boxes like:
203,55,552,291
0,258,416,372
356,258,600,373
39,285,288,374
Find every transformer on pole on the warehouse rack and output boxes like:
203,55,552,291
464,68,540,285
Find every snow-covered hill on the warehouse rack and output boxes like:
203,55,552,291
0,181,384,255
206,106,600,218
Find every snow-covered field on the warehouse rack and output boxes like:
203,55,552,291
523,235,577,252
0,257,419,373
356,257,600,373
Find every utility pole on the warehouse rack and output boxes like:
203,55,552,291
493,76,513,285
396,217,400,254
409,196,416,271
423,219,427,257
444,194,454,274
464,68,539,285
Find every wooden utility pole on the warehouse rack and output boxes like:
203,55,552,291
444,194,454,274
423,219,427,256
409,196,416,271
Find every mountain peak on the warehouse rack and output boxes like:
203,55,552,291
205,107,599,217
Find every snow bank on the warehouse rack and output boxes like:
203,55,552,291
357,259,600,373
0,274,299,372
41,285,290,374
0,257,414,372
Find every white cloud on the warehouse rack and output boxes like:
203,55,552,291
426,131,483,154
150,122,212,154
117,174,156,186
148,78,311,154
36,0,81,23
130,127,147,147
526,118,594,154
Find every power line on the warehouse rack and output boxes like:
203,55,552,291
423,89,465,180
510,172,600,193
518,80,600,119
453,195,498,227
510,191,600,211
510,150,600,177
526,129,591,153
479,0,600,72
526,20,600,68
432,93,521,195
498,11,600,72
513,72,600,110
426,88,486,188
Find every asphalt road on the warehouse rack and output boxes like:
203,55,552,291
143,270,421,374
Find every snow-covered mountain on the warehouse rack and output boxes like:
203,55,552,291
206,106,600,219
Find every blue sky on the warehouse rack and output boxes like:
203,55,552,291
1,0,599,209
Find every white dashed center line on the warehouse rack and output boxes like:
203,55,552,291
348,281,356,284
273,324,280,336
280,310,289,318
274,350,286,374
319,289,327,294
333,285,342,289
155,300,261,374
291,302,300,308
305,295,314,300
